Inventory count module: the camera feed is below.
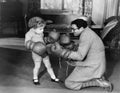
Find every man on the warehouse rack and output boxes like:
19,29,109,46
51,19,113,91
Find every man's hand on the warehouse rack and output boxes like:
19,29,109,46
51,42,63,57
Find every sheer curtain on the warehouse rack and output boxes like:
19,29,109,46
64,0,81,14
105,0,119,19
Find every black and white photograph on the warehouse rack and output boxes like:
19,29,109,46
0,0,120,93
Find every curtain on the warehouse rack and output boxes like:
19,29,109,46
105,0,119,19
84,0,93,17
64,0,81,14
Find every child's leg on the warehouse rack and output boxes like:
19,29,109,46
33,61,42,80
32,52,42,81
43,56,59,81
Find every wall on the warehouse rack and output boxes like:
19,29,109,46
39,10,86,25
19,0,28,16
0,0,28,16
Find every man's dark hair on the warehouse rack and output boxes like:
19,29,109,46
71,19,87,29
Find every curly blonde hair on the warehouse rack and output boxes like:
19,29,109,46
28,16,45,28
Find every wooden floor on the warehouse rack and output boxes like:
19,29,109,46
0,38,120,93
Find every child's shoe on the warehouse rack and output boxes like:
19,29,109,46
33,79,40,85
51,78,60,83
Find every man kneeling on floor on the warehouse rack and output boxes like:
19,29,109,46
50,19,113,92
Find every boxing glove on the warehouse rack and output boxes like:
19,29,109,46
64,41,75,50
59,34,77,50
59,34,71,46
46,44,53,54
51,42,71,59
44,30,60,44
26,41,47,57
32,42,47,57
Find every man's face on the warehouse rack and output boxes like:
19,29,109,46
71,24,83,36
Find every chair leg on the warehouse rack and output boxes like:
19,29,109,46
66,62,69,77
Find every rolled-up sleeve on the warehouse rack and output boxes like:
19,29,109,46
68,33,91,61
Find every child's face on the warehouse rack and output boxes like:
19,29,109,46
35,23,46,33
37,22,45,29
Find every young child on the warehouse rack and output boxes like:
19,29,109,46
25,16,59,85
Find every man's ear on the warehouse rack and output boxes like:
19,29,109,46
81,27,85,30
79,27,83,30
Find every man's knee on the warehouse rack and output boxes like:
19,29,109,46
65,79,82,90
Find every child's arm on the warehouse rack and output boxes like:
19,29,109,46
24,30,33,49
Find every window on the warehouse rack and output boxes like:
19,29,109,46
41,0,62,9
40,0,93,16
28,0,93,16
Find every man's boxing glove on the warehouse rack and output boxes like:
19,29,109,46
51,42,71,59
44,30,60,54
46,44,53,54
59,34,77,50
59,34,71,46
44,30,60,44
64,41,75,50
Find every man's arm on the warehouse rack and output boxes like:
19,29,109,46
67,34,91,61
